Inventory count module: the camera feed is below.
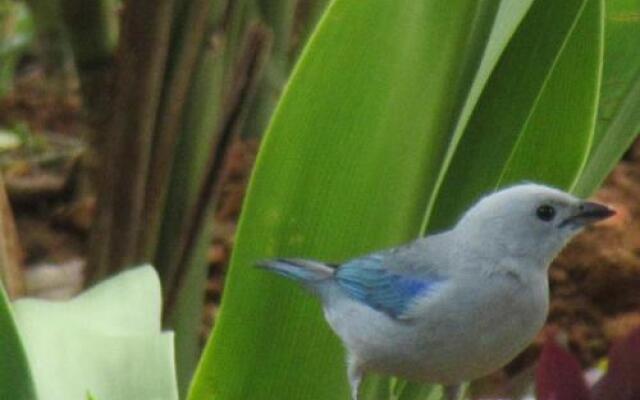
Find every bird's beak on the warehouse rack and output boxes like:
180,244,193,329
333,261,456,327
560,201,616,228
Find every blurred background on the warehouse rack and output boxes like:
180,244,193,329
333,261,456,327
0,0,639,399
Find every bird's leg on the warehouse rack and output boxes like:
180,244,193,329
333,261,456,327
443,384,463,400
347,356,363,400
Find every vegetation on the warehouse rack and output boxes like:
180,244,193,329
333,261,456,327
0,0,639,399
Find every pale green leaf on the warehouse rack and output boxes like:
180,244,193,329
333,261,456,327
12,266,178,400
0,129,21,151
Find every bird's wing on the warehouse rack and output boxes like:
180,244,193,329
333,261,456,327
334,253,444,319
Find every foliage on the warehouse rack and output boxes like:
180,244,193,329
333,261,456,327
574,0,640,196
189,3,509,400
10,266,178,400
536,327,640,400
0,267,36,400
0,0,640,399
189,0,638,399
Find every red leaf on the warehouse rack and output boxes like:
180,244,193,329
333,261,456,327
592,326,640,400
535,335,591,400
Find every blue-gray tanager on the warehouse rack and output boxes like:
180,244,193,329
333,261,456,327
259,183,615,400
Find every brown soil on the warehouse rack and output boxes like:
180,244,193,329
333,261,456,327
546,145,640,363
0,67,86,268
203,138,259,335
0,67,83,135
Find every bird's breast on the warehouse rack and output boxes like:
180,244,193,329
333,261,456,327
332,270,550,384
426,271,547,382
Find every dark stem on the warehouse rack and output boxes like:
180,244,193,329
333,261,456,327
87,0,176,280
164,22,273,314
137,0,213,263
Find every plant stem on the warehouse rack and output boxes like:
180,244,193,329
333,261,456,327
155,5,228,389
138,0,213,264
165,21,272,313
243,0,295,138
88,0,176,280
59,0,117,126
0,175,24,299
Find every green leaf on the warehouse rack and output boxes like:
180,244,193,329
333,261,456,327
158,27,226,397
188,1,505,399
0,281,37,400
574,0,640,196
428,0,593,231
499,0,603,191
169,220,217,399
421,0,535,226
398,383,442,400
409,0,602,396
359,374,393,400
12,266,178,400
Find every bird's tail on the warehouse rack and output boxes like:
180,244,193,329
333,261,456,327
257,258,335,285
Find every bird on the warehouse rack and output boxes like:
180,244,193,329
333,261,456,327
258,183,615,400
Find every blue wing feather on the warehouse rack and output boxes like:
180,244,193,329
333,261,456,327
335,254,443,319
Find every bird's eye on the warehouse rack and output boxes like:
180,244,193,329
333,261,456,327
536,204,556,221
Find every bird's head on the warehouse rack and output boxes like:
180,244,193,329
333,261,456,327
456,183,615,264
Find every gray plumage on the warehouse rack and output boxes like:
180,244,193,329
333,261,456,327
258,183,615,400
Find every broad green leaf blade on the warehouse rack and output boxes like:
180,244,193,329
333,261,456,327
589,0,640,153
498,0,603,189
12,266,178,400
428,0,590,232
574,0,640,196
188,1,502,399
0,281,36,400
421,0,535,227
